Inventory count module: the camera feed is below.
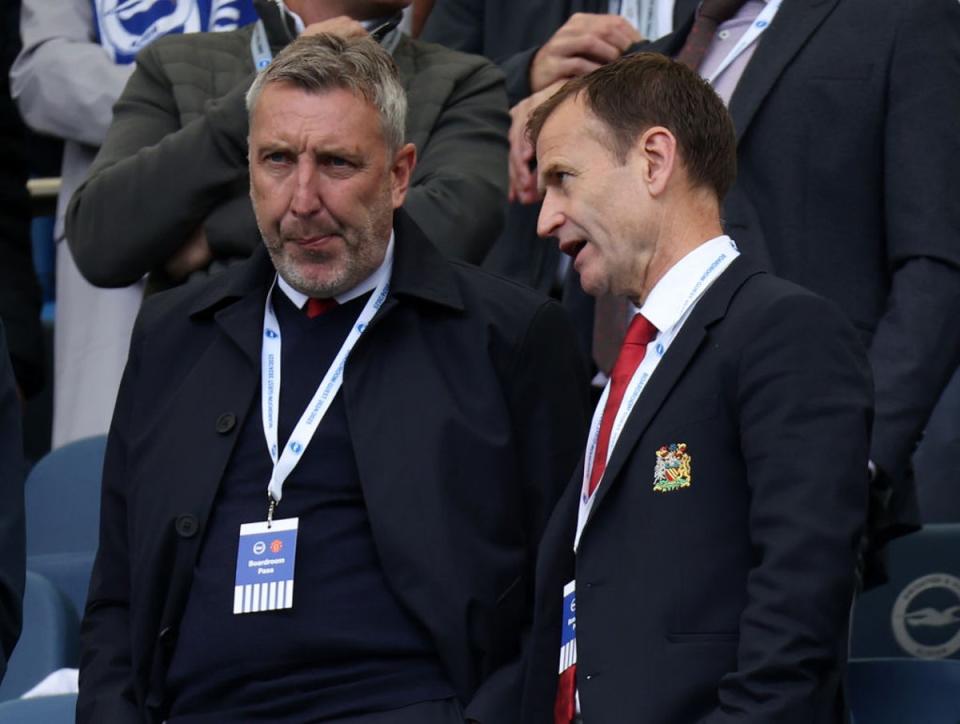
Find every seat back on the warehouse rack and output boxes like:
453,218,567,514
25,435,106,556
847,658,960,724
0,573,79,701
0,694,77,723
850,524,960,659
24,436,106,617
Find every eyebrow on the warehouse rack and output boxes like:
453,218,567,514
538,162,567,190
254,139,364,163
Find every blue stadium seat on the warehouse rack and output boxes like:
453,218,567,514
25,435,106,618
848,658,960,724
0,694,76,723
0,573,78,701
850,524,960,660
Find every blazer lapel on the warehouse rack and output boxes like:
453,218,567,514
729,0,840,141
584,324,707,529
583,258,763,531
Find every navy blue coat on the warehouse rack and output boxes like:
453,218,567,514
78,213,590,723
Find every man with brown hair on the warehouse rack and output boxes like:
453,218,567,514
521,53,871,723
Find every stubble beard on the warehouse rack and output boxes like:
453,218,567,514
259,206,393,299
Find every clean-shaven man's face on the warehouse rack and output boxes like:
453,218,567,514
536,95,658,301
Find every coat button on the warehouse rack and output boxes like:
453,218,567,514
158,625,177,644
215,413,237,434
175,514,198,538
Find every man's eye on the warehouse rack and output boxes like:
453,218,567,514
325,156,351,168
265,152,289,164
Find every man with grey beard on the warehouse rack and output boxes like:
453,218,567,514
78,34,588,724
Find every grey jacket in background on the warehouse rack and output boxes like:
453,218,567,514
10,0,134,243
66,13,510,289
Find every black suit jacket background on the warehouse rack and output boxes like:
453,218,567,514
0,322,25,680
629,0,960,543
423,0,700,295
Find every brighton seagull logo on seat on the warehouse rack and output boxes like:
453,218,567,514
892,573,960,658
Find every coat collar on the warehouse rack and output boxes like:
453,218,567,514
185,210,465,361
582,256,765,529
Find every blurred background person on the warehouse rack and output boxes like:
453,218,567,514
11,0,257,448
0,0,43,406
0,321,27,684
422,0,697,295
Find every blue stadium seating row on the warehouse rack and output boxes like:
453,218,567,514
3,437,959,722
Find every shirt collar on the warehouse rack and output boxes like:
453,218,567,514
277,231,395,308
639,235,739,333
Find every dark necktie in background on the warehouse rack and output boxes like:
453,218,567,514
674,0,749,70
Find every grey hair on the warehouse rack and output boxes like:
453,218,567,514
246,33,407,153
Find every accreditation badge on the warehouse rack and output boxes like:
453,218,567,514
558,580,577,673
233,518,298,614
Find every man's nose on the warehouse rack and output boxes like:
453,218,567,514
537,190,564,238
290,159,322,217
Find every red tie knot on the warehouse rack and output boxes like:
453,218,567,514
305,297,338,318
624,313,658,346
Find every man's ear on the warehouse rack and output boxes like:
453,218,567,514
390,143,417,208
637,126,677,197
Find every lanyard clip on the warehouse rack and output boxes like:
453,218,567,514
267,495,277,528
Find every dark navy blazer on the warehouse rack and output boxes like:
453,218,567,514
523,260,873,723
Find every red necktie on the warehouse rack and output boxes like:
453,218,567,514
587,313,658,496
674,0,749,71
554,314,658,724
305,297,337,318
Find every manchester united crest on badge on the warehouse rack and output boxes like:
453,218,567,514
653,443,692,493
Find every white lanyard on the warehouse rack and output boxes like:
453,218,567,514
615,0,659,39
705,0,782,85
250,19,273,70
574,244,737,551
260,273,389,520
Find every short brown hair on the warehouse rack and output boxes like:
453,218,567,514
528,53,737,200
